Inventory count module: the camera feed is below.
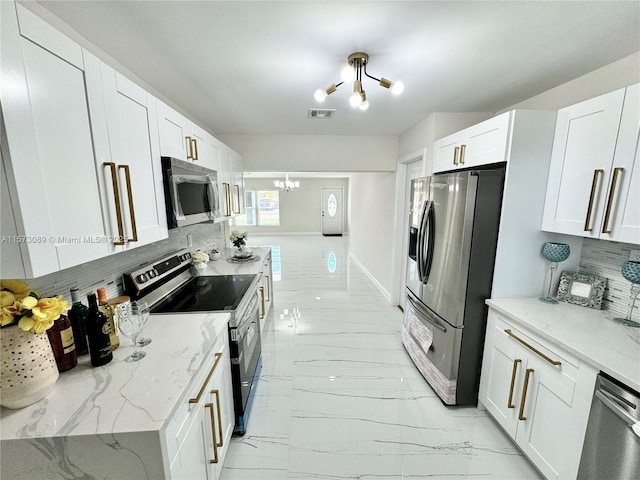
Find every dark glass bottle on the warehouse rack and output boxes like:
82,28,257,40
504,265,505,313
97,288,119,350
46,314,77,372
68,288,89,355
86,293,113,367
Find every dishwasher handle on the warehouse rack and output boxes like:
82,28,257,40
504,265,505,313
596,388,639,432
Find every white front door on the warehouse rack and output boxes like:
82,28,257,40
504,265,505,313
321,187,343,235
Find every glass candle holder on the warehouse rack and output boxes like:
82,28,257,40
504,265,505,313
539,242,570,304
613,260,640,328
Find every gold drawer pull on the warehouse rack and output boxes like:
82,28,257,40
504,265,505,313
602,167,624,234
224,183,232,217
259,286,265,319
584,169,604,232
459,144,466,165
453,146,460,165
189,352,222,404
185,136,193,159
507,359,522,409
205,403,219,464
518,368,534,421
504,329,561,366
211,389,223,447
191,138,199,160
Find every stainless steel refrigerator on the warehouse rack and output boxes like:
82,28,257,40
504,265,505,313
402,167,505,405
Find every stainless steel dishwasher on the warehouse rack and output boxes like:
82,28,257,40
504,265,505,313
577,372,640,479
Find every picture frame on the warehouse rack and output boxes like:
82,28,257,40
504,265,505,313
556,271,607,309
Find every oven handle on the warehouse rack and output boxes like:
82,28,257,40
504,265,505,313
233,295,260,342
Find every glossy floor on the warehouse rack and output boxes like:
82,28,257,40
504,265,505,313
220,235,541,480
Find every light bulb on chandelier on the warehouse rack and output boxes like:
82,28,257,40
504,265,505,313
313,52,403,110
274,173,300,192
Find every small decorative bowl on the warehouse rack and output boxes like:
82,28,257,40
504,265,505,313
210,251,221,261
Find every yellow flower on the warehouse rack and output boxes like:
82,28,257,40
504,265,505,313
0,279,35,300
1,307,15,326
18,316,53,334
20,296,38,310
0,290,16,308
16,296,68,334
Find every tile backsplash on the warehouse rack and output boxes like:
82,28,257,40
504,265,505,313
25,222,227,304
578,238,639,321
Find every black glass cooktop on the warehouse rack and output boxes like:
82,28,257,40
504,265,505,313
151,275,255,313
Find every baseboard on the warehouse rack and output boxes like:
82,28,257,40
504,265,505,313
347,252,392,304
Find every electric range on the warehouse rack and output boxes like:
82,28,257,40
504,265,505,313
123,249,262,434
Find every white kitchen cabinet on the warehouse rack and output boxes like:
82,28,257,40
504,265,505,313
542,84,640,244
258,252,273,332
166,328,234,480
84,52,168,253
219,146,245,219
479,309,597,479
0,1,110,278
433,113,510,173
231,151,245,216
157,100,211,167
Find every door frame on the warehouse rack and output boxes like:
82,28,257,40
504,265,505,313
320,186,344,235
390,149,427,306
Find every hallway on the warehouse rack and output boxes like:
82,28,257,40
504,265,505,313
220,235,540,479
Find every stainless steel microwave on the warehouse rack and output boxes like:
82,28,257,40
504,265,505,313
161,157,221,229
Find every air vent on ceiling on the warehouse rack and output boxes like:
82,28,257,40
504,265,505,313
307,108,336,119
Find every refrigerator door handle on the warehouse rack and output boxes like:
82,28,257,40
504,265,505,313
423,200,435,282
416,200,429,282
407,293,447,332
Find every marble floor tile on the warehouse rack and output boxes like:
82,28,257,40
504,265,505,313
220,235,541,480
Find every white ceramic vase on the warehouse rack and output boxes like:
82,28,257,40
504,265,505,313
0,326,59,409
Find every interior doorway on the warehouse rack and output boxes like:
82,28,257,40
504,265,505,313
321,187,344,235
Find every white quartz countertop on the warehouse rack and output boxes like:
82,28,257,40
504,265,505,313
486,297,640,393
195,246,270,276
0,312,230,440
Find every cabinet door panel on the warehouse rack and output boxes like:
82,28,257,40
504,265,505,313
104,71,167,248
462,113,510,168
542,88,625,236
604,83,640,244
171,408,212,480
20,38,108,270
157,101,189,161
433,133,460,173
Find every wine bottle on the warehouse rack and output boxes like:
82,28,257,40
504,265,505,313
68,287,89,355
46,314,77,372
97,288,120,350
86,293,113,367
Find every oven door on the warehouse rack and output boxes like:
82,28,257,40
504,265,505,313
229,292,261,433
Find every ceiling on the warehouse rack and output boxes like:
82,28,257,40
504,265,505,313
35,1,639,137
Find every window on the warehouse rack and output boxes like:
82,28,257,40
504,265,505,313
232,190,280,226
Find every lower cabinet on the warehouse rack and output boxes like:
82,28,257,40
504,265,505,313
479,309,597,480
166,327,234,479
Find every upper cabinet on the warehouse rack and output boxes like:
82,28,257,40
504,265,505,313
433,113,511,173
156,101,214,169
1,2,110,278
84,52,168,253
542,84,640,244
218,146,245,219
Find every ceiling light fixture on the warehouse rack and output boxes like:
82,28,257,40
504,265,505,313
274,173,300,192
314,52,404,110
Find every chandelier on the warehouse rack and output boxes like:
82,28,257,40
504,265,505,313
274,173,300,192
314,52,404,111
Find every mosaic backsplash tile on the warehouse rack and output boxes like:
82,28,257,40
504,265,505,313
578,238,639,321
26,222,226,305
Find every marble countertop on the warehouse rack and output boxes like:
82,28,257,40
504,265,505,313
194,246,270,276
486,297,640,392
0,312,230,441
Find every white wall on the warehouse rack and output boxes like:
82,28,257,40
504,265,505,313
218,134,398,173
348,172,396,300
236,177,349,235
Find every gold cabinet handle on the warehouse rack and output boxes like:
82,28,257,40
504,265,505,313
204,403,219,464
504,329,561,366
103,162,125,246
518,368,534,421
265,275,270,302
459,144,466,165
185,136,193,159
453,146,460,166
584,169,604,232
191,138,199,161
118,165,138,242
223,183,232,217
211,389,223,448
602,167,624,234
189,352,222,404
233,185,241,214
259,286,265,319
507,359,522,409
